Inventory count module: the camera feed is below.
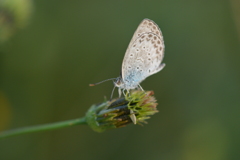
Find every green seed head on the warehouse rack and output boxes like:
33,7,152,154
86,90,159,132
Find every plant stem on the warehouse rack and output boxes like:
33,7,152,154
0,117,87,140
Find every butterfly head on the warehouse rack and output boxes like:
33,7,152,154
114,77,124,88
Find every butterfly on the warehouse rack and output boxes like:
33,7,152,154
90,18,165,98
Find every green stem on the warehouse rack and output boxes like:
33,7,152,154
0,117,87,140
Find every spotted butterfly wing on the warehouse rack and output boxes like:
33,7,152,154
121,18,165,90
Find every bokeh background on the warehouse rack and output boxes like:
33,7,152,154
0,0,240,160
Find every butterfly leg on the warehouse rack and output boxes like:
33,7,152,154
123,89,127,97
118,88,122,98
126,89,130,96
138,84,144,91
110,85,116,100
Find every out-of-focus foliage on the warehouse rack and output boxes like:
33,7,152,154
0,0,239,160
0,92,11,131
0,0,33,42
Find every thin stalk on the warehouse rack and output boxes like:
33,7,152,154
0,117,86,140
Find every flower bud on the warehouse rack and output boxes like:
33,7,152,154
86,90,158,132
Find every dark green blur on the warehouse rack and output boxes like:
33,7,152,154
0,0,239,160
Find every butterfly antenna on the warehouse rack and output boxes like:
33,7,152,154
89,78,116,86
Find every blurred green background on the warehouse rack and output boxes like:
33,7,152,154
0,0,240,160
